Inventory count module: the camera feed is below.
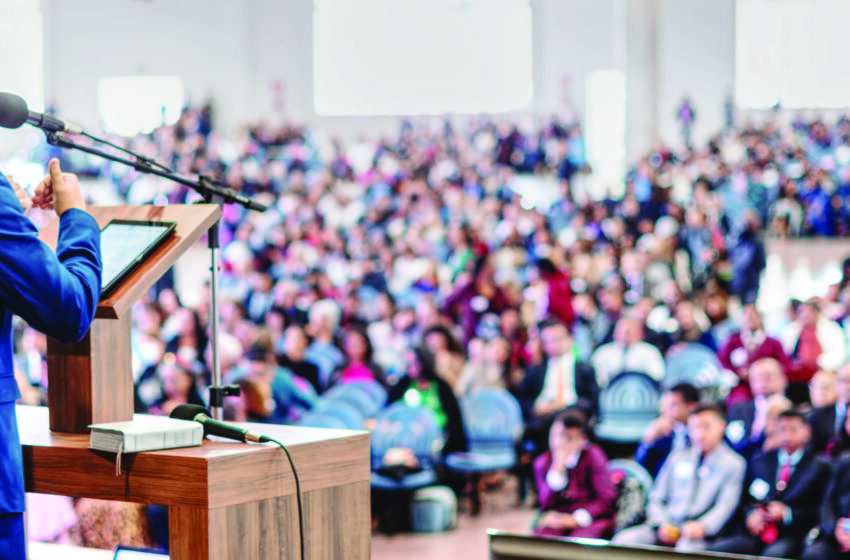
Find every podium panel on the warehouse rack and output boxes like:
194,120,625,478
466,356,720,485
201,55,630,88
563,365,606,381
20,406,371,559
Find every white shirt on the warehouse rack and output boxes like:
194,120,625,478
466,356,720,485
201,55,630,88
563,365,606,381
535,352,578,410
591,341,666,387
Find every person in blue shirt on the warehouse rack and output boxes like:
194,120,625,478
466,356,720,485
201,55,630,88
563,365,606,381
0,159,101,559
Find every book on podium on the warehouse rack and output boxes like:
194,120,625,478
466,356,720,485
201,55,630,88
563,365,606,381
90,415,203,474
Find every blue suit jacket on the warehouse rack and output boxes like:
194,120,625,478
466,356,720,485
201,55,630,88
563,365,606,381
635,432,682,478
0,172,101,513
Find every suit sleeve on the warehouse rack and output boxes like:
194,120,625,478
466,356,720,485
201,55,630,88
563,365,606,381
581,445,617,519
819,461,842,536
533,452,559,511
695,453,746,536
575,362,599,420
0,178,101,343
787,458,831,534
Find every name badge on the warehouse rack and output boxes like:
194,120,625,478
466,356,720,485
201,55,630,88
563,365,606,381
674,461,694,479
726,420,746,444
750,478,770,501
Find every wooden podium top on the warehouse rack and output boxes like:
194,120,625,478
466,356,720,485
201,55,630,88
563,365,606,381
19,405,370,509
38,204,221,319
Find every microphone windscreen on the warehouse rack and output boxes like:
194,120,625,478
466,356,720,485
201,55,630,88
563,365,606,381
170,403,211,421
0,93,29,129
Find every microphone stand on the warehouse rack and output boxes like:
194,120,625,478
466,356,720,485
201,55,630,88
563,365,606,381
44,131,267,420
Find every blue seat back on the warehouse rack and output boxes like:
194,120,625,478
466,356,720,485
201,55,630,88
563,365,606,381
460,388,523,453
595,371,661,443
322,382,385,418
664,343,722,389
370,403,443,469
312,400,364,429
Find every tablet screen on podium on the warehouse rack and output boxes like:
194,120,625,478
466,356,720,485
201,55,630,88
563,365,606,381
100,219,176,299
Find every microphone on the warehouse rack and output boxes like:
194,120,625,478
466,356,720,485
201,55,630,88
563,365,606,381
0,92,83,135
170,404,271,443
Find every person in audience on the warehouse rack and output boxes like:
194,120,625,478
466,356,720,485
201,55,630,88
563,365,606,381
781,298,847,403
590,314,666,387
147,356,206,416
810,369,838,409
455,336,517,398
711,410,830,558
441,255,512,346
728,209,767,305
717,304,790,405
668,301,716,351
613,405,746,551
519,318,599,459
802,454,850,560
331,327,388,389
387,347,468,458
810,363,850,455
635,383,700,477
532,409,617,539
423,324,466,390
276,324,322,394
826,410,850,460
239,344,316,424
726,357,789,459
532,257,575,329
759,395,794,454
304,299,346,391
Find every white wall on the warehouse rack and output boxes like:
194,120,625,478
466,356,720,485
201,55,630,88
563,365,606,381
35,0,735,155
657,0,735,149
0,0,44,155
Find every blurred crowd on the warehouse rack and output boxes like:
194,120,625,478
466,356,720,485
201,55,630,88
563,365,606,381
14,104,850,557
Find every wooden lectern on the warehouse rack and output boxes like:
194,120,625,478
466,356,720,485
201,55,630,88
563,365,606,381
39,204,221,433
23,204,371,559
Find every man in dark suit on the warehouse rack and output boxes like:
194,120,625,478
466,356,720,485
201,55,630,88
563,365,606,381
613,405,746,551
803,455,850,559
712,410,830,559
726,357,788,459
519,318,598,457
635,383,700,477
809,363,850,455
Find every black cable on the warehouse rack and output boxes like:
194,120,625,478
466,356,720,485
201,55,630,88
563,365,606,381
266,437,305,560
81,131,174,173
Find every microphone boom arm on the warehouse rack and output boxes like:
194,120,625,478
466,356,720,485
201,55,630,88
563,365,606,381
44,131,267,419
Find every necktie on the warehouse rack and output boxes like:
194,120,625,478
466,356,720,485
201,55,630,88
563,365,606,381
751,401,767,440
776,458,791,493
554,359,565,406
761,457,791,544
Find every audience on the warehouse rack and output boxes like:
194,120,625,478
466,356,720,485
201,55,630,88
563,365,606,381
613,405,746,551
711,410,830,558
16,101,850,550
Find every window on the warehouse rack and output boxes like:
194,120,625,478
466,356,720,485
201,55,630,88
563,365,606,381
313,0,533,116
97,76,185,137
736,0,850,109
